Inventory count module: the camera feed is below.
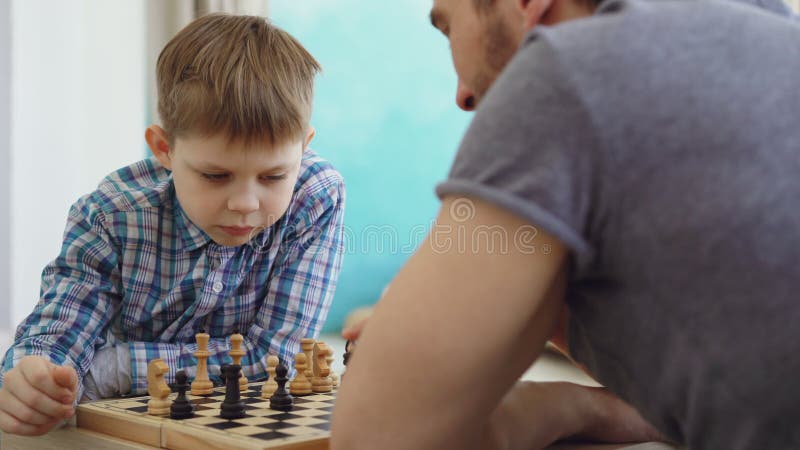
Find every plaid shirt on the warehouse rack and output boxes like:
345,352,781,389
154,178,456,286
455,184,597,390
1,151,345,395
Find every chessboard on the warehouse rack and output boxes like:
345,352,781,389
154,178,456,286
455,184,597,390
75,381,336,450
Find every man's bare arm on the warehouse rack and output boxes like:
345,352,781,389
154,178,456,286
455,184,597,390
331,195,568,450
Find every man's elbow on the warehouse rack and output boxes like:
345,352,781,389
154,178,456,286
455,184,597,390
330,408,370,450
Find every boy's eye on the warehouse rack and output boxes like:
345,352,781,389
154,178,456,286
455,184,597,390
201,173,229,181
261,174,287,182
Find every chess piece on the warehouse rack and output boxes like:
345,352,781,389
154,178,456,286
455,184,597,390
341,339,354,382
261,355,280,399
229,331,248,391
170,370,195,419
220,364,246,419
290,353,312,395
300,338,315,380
326,353,339,388
311,342,333,393
147,359,172,416
191,329,213,395
269,363,294,411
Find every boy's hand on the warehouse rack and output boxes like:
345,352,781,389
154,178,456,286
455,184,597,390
0,355,78,436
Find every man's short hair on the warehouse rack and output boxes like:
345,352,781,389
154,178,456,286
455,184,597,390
156,13,321,146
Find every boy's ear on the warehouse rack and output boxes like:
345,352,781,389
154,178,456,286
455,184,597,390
519,0,555,30
145,125,174,170
303,126,316,149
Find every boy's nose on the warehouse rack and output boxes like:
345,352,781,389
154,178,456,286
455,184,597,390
456,82,476,112
227,191,260,214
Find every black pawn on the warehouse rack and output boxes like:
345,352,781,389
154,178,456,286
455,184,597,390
269,363,293,411
220,364,246,419
170,370,195,419
342,339,354,381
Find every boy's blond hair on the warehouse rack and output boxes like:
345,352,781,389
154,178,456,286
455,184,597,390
156,13,321,146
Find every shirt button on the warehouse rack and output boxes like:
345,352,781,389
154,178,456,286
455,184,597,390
212,281,224,293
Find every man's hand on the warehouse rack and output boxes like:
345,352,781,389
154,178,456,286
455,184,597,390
0,355,78,436
482,381,667,450
341,307,373,341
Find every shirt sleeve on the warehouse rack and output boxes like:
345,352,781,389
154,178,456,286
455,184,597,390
0,193,123,398
124,173,346,394
435,33,600,264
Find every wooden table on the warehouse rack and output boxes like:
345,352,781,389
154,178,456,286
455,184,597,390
1,339,679,450
2,427,675,450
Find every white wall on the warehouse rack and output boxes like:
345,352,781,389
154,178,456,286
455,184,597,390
1,0,11,352
10,1,146,332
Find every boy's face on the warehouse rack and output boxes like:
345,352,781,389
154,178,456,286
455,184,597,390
147,126,312,247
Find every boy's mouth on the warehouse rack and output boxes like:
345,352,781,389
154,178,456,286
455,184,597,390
220,226,255,237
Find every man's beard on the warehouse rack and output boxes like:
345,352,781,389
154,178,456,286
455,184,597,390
471,13,519,105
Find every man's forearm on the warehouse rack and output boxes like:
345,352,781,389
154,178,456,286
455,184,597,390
494,381,665,450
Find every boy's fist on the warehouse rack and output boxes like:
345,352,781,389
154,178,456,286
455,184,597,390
0,355,78,436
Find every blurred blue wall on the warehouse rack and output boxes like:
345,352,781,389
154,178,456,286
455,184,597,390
270,2,470,332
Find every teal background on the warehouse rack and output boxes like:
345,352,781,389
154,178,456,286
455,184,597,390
270,2,470,332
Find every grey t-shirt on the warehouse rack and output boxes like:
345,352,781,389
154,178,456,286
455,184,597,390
436,0,800,448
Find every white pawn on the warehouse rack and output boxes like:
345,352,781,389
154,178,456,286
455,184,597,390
261,355,279,399
326,354,339,388
290,353,313,395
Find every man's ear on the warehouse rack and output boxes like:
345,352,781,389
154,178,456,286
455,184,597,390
303,125,316,149
145,125,174,170
519,0,555,30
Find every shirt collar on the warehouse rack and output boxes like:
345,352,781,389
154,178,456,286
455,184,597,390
171,187,213,252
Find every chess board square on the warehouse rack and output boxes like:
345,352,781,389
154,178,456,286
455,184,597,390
284,417,328,426
250,431,288,440
278,425,320,436
296,401,333,409
227,425,269,436
248,401,271,409
236,417,277,426
194,408,221,417
114,401,149,410
247,408,279,417
309,420,332,431
270,421,305,430
264,412,299,421
192,397,220,405
242,397,264,405
302,394,334,401
290,409,331,418
184,416,226,426
207,421,248,430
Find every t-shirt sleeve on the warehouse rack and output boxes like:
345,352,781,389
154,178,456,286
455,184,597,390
436,33,600,260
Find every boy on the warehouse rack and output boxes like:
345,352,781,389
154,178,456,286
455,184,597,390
333,0,800,449
0,13,345,436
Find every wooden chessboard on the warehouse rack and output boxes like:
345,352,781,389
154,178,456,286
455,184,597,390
76,381,335,450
